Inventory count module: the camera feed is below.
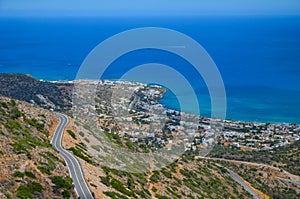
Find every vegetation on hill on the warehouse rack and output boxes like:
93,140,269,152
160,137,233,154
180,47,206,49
0,96,75,198
217,160,300,199
98,156,254,199
0,74,72,111
209,141,300,176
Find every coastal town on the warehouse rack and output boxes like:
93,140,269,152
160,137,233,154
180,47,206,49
71,79,300,155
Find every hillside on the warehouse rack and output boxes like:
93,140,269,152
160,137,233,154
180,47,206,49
0,74,299,199
61,79,300,199
0,96,76,199
62,120,300,199
61,122,255,199
209,141,300,176
0,74,72,111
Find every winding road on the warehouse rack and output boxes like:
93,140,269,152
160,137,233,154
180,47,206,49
51,113,94,199
226,169,261,199
196,157,262,199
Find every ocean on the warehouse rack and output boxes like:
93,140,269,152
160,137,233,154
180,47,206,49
0,16,300,124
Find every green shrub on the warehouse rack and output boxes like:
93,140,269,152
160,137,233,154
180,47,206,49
5,120,21,130
42,130,49,137
14,171,25,178
151,186,158,192
62,190,71,199
250,168,257,172
25,118,44,131
161,168,172,179
67,130,76,140
155,194,171,199
110,178,133,197
9,99,16,106
103,191,128,199
150,171,160,183
38,114,46,118
0,102,8,108
25,171,36,179
100,176,111,186
68,147,92,163
37,166,51,175
79,131,84,137
10,107,22,119
16,182,43,199
179,169,194,178
51,176,72,189
4,193,11,199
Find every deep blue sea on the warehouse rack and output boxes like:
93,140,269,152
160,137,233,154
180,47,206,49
0,16,300,124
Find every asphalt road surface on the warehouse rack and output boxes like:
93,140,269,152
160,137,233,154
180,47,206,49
51,113,94,199
278,177,300,187
226,169,261,199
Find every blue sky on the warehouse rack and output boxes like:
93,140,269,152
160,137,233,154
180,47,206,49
1,0,300,16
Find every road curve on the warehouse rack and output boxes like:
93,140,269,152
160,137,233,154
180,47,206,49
51,113,94,199
226,169,261,199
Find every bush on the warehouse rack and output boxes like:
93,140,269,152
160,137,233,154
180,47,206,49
100,176,111,186
62,190,71,199
179,169,195,178
161,168,172,179
51,176,72,189
9,99,16,106
16,182,43,199
10,107,22,119
110,178,133,197
151,186,158,192
0,102,8,108
103,191,128,199
150,171,160,183
26,118,44,130
25,171,36,179
67,130,76,140
14,171,25,178
79,131,84,137
155,194,171,199
37,166,51,175
5,120,21,130
68,147,92,163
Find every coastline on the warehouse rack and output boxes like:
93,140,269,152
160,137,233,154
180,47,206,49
54,77,300,125
1,72,299,125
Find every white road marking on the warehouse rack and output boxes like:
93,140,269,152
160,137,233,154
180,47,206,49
52,113,94,199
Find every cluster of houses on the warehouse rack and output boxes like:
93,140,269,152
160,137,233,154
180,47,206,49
74,80,300,153
220,120,300,151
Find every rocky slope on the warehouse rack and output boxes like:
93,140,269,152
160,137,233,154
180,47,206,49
0,74,72,111
0,95,76,199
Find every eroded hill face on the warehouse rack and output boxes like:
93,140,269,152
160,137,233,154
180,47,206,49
0,96,75,199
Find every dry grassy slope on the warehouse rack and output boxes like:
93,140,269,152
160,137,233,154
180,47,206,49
216,159,300,199
63,124,256,199
65,121,300,199
0,96,76,199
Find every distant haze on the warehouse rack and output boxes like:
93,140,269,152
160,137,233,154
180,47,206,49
1,0,300,16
